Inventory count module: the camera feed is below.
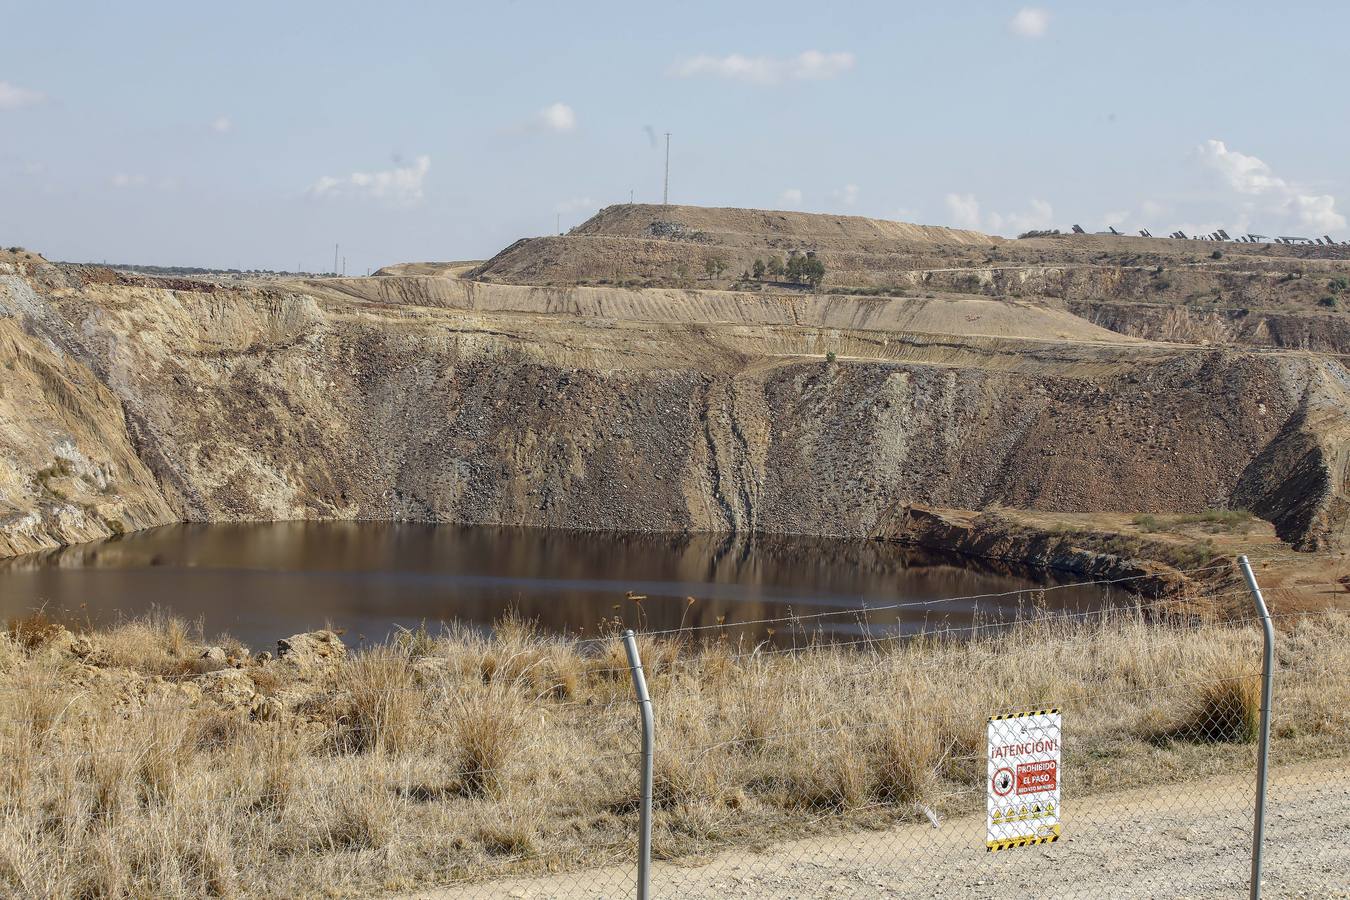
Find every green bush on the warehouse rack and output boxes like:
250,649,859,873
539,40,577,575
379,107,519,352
1133,514,1161,533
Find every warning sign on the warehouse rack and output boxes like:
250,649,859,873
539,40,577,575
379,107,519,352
986,708,1061,852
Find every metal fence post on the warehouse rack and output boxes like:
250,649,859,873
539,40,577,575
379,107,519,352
1238,555,1274,900
622,630,654,900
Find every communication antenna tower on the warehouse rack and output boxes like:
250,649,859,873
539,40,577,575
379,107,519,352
663,132,671,206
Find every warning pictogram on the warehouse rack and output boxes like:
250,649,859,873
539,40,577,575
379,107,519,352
987,708,1061,852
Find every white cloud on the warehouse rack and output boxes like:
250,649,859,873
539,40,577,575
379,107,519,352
1290,194,1344,233
210,115,232,134
1197,139,1346,233
832,184,860,206
669,50,855,86
944,193,982,229
987,199,1055,235
1199,140,1284,195
111,173,148,189
778,188,803,208
0,81,45,110
945,194,1055,235
309,155,431,205
538,102,576,133
1008,7,1051,38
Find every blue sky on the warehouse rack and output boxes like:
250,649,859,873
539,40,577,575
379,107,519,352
2,0,1347,273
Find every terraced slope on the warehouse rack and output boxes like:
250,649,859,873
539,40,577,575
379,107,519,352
3,243,1349,558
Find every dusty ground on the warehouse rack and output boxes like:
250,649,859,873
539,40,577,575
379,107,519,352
408,762,1349,899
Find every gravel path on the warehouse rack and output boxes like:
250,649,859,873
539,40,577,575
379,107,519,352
401,762,1350,899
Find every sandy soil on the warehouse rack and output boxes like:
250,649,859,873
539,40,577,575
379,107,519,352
403,762,1350,899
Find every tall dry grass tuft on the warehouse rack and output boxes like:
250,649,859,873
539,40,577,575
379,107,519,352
868,718,942,806
771,732,872,812
331,648,425,754
95,608,205,676
450,679,530,798
1160,674,1263,744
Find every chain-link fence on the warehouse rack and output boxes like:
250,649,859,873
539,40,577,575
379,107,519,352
2,555,1346,898
418,555,1348,900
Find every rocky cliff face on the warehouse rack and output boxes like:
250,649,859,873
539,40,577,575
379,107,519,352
0,264,176,555
1067,300,1350,353
2,257,1349,557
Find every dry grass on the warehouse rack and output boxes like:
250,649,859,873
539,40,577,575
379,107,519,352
0,608,1346,898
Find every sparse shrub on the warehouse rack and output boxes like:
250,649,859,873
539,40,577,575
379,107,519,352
1328,277,1349,294
1133,514,1161,533
825,350,837,364
7,610,67,651
1175,507,1255,531
752,259,766,279
1318,296,1338,309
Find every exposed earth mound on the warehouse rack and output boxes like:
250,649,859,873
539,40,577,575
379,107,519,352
4,206,1350,584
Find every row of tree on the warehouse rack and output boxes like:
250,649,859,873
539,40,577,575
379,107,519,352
750,252,826,288
698,251,827,288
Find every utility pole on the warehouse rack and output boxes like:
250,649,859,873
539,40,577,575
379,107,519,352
333,243,339,276
630,189,634,204
663,132,671,206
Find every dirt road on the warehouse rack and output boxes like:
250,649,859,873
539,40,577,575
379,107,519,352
401,763,1350,899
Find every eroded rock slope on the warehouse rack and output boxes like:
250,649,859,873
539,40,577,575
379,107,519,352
3,245,1349,557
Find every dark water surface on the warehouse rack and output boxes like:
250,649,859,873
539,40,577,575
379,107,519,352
0,523,1132,649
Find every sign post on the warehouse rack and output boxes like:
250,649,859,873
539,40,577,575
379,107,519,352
987,708,1062,851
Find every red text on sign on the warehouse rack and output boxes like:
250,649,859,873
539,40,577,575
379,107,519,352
1015,759,1057,795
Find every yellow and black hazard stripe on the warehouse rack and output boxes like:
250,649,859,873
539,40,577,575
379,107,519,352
987,825,1061,852
988,707,1059,722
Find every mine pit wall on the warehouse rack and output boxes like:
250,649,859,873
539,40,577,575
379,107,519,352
1067,300,1350,354
2,266,1349,558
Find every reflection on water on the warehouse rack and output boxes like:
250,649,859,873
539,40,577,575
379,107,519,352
0,523,1132,649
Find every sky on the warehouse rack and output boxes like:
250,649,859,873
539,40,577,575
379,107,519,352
2,0,1348,274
